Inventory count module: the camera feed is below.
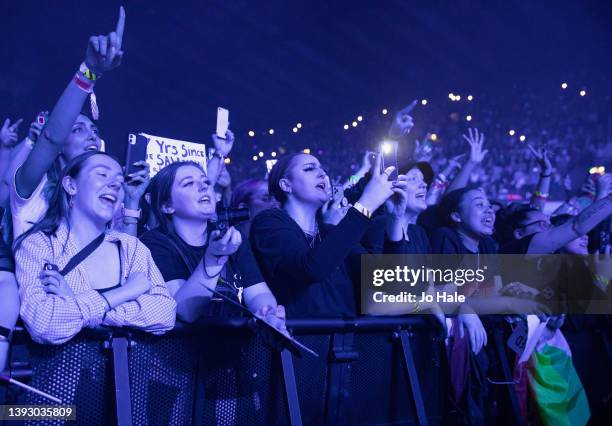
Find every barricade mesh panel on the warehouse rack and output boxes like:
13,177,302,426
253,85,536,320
290,334,331,426
26,336,114,426
350,332,414,425
128,333,198,426
196,328,286,425
410,326,447,426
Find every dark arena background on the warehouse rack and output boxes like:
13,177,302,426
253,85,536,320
0,1,611,425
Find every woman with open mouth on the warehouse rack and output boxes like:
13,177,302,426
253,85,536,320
140,161,285,327
250,151,396,317
12,151,176,415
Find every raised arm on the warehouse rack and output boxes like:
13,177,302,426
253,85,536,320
207,130,234,187
529,175,612,253
527,144,553,211
16,7,126,198
447,128,488,193
0,118,23,207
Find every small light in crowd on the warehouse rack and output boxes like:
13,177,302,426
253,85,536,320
589,167,597,174
271,151,277,157
430,133,438,142
303,148,311,154
421,99,428,105
382,108,388,115
467,95,473,101
381,142,392,155
357,115,363,122
598,166,606,174
561,83,568,90
509,129,515,136
343,124,349,130
352,121,358,127
455,95,461,101
252,155,258,161
258,151,264,157
466,115,472,122
448,93,454,100
248,130,255,137
519,135,526,142
292,127,298,133
224,158,231,165
579,89,586,97
268,129,275,135
296,122,302,129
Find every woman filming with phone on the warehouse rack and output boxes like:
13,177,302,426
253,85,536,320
250,151,397,317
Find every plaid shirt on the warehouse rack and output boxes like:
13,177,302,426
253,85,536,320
15,222,176,344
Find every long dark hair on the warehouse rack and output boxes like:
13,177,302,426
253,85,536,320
14,151,118,252
148,161,204,233
268,152,303,205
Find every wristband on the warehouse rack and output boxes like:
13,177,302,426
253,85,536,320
437,173,448,183
353,202,372,219
122,207,142,220
540,173,552,178
73,73,95,93
79,62,102,81
534,191,549,198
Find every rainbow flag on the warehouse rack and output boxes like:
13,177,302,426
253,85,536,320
518,316,590,426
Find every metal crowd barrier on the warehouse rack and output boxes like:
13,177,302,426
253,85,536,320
3,316,609,425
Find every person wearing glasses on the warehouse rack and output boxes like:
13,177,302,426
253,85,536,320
497,173,612,255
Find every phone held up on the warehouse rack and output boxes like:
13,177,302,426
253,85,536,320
216,107,229,140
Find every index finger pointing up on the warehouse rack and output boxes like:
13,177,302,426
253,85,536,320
116,6,126,45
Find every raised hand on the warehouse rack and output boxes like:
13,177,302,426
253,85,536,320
385,174,409,219
413,134,434,162
124,161,151,207
357,153,395,212
389,100,417,138
527,144,553,175
360,150,375,172
85,6,126,74
0,118,23,148
27,112,48,143
462,128,488,164
322,198,351,225
595,173,612,200
212,129,235,157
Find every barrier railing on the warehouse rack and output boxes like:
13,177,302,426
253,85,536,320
7,316,609,425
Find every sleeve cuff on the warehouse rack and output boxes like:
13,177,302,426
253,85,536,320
73,289,107,327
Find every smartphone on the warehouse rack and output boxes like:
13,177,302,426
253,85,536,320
380,141,399,181
216,107,229,139
125,133,149,183
332,185,344,204
43,263,59,272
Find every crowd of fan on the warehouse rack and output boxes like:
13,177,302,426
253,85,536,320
0,8,610,424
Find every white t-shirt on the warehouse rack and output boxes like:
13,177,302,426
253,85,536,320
10,167,49,239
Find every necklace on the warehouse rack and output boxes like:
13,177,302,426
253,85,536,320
303,225,321,248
